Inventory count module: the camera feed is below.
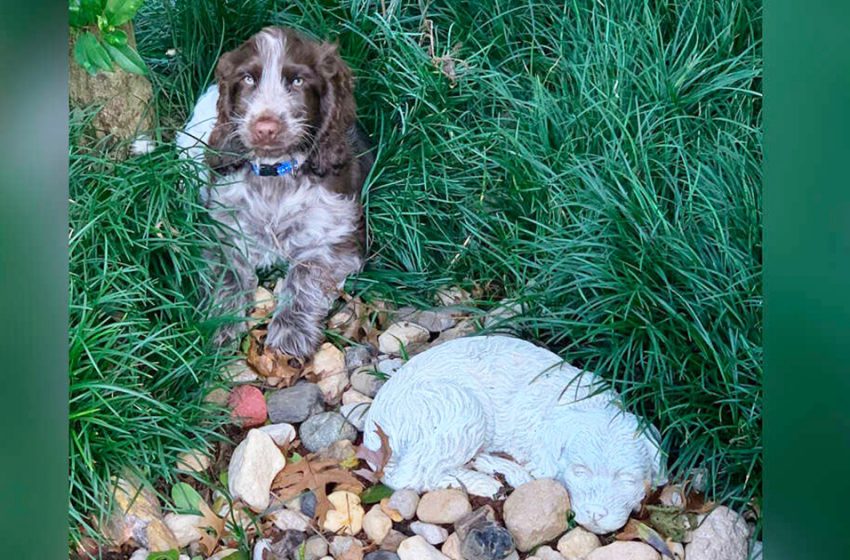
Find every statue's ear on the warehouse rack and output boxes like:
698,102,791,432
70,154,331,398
637,424,668,487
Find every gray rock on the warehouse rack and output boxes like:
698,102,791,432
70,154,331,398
267,383,324,423
376,358,404,377
398,308,458,332
300,491,317,518
345,345,374,370
460,521,516,560
340,402,369,431
454,505,496,541
299,411,357,453
411,521,449,545
350,367,386,397
388,489,420,520
365,552,401,560
269,530,307,558
303,535,329,560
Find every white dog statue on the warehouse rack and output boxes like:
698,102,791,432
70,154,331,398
362,335,667,534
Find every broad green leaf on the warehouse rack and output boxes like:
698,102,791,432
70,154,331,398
73,32,113,75
222,552,249,560
360,483,393,504
171,482,203,513
103,28,128,46
147,551,179,560
104,42,147,75
105,0,144,26
68,0,103,28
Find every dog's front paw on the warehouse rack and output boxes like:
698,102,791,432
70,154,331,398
265,313,322,358
212,321,246,349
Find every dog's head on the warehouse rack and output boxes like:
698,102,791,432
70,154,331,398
547,403,667,534
207,26,355,175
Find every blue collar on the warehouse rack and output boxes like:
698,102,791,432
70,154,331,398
249,159,299,177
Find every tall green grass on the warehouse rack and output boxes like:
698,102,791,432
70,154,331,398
104,0,759,528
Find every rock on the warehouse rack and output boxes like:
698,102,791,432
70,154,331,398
299,411,358,453
376,358,404,376
323,491,365,535
750,541,762,560
398,308,458,332
586,542,660,560
685,506,749,560
300,491,318,518
460,521,515,560
503,479,570,552
417,489,472,524
204,387,230,406
175,449,210,472
388,489,420,520
258,422,297,446
398,535,451,560
346,345,374,370
340,402,370,431
162,513,204,547
411,521,449,545
330,536,363,558
441,533,462,560
343,388,374,405
269,530,308,558
129,550,148,560
659,485,687,509
535,546,566,560
454,505,496,541
350,367,386,397
267,382,324,423
380,529,407,552
253,538,272,560
380,498,404,522
252,286,275,318
102,476,179,551
365,552,401,560
435,286,471,306
669,542,685,560
503,553,519,560
378,321,430,355
269,508,311,532
317,439,357,465
427,320,477,349
317,371,348,405
228,384,267,428
313,342,346,377
363,505,393,544
482,299,522,328
225,359,259,383
556,527,600,560
228,429,286,512
304,535,329,560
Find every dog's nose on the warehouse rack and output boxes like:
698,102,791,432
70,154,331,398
252,117,281,144
585,505,608,522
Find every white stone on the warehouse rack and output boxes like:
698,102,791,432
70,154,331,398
411,521,449,545
535,546,566,560
363,505,393,544
253,538,272,560
557,527,601,560
586,542,660,560
269,508,311,532
317,372,348,405
378,321,430,355
322,491,364,535
398,535,451,560
363,336,666,534
416,489,471,524
258,422,297,446
329,536,362,558
342,388,373,405
304,535,329,560
376,357,404,376
441,533,462,560
163,513,204,547
388,488,420,520
340,402,369,431
313,342,346,378
685,506,749,560
252,286,275,318
227,429,286,512
175,449,210,472
224,359,258,383
504,479,570,552
435,286,471,306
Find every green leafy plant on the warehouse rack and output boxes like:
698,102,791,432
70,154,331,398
70,0,147,75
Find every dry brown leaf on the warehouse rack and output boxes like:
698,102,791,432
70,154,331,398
197,499,226,556
355,424,392,480
245,335,304,387
271,454,364,525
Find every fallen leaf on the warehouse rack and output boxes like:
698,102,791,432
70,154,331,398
616,519,674,558
169,482,225,556
271,454,364,525
245,335,304,386
360,483,394,504
354,424,392,479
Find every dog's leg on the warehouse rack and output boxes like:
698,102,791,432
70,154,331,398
266,261,337,358
438,468,504,499
473,454,534,489
204,246,258,347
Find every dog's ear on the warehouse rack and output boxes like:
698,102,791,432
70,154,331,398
206,43,251,171
307,43,356,176
636,423,668,487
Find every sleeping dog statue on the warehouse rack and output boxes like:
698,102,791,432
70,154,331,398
362,335,667,534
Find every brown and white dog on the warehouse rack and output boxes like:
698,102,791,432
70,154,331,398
178,27,373,357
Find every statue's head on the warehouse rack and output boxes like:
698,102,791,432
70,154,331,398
549,404,667,534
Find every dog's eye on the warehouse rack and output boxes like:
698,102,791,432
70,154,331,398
572,465,591,477
291,76,303,87
242,74,255,85
615,471,637,484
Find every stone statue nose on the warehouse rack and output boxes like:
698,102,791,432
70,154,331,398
586,505,608,521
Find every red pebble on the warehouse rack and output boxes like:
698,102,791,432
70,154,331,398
228,385,267,428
